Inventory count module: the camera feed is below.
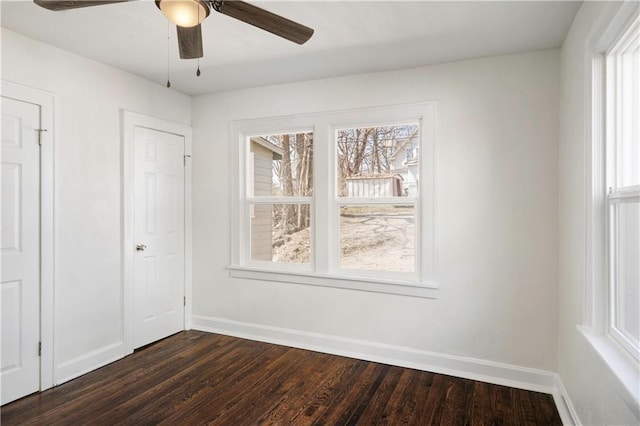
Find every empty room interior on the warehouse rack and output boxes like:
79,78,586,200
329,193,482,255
1,0,639,424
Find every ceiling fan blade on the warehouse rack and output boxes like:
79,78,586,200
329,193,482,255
212,0,313,45
34,0,131,11
177,25,204,59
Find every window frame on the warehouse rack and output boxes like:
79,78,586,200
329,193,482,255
582,0,640,412
332,120,421,281
229,103,437,298
604,13,640,361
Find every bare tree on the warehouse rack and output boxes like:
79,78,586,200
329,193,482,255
279,134,294,234
336,125,417,196
295,133,313,229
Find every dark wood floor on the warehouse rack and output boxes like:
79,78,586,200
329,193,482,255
2,330,561,425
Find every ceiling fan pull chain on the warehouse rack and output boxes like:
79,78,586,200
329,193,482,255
166,21,171,88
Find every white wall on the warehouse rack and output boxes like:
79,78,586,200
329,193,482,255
1,29,191,383
191,50,560,373
558,3,640,424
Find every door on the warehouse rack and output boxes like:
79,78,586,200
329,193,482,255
133,126,185,348
1,96,41,405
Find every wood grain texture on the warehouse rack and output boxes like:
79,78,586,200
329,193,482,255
177,25,203,59
33,0,130,11
1,331,562,425
214,0,314,45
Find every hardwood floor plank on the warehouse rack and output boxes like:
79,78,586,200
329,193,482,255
421,372,446,424
211,349,316,424
261,353,353,424
154,342,291,424
1,331,563,426
93,335,252,424
37,333,232,425
439,376,475,425
377,367,423,425
354,365,403,424
290,356,368,424
310,362,385,425
341,363,391,424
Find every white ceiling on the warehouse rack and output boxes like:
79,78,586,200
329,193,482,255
1,0,581,95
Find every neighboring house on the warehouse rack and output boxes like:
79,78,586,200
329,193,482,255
345,128,419,198
249,137,283,261
389,129,419,197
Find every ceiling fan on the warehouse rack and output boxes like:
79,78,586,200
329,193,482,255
33,0,314,60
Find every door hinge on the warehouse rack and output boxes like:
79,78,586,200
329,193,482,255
184,296,186,306
38,341,42,357
184,154,191,166
35,128,48,146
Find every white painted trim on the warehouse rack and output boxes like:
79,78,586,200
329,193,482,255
54,341,126,385
579,327,640,420
583,0,639,334
552,375,582,426
184,124,193,330
228,266,438,299
191,315,557,394
581,1,640,418
1,80,55,391
121,110,193,352
230,102,437,297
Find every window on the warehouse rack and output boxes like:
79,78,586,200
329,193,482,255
605,14,639,360
230,103,436,298
584,1,639,406
336,124,418,275
247,133,313,266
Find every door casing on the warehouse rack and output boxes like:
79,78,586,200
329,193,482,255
121,110,193,353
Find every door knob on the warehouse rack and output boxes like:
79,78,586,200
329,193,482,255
136,244,147,252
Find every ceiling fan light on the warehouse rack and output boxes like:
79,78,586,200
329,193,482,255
157,0,210,28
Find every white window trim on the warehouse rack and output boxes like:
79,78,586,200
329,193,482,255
229,102,437,298
583,0,640,415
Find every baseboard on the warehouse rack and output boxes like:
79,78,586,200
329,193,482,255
191,315,557,395
552,375,581,425
54,340,129,385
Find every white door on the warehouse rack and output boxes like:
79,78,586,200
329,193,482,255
1,96,41,405
133,126,185,348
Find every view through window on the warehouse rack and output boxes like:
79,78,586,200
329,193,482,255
248,133,313,264
336,124,419,273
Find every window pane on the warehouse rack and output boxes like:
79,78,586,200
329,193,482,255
251,204,311,264
618,41,639,187
612,200,640,349
340,205,414,272
248,133,313,196
336,124,419,197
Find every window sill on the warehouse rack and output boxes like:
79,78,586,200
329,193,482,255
578,326,640,418
227,265,439,299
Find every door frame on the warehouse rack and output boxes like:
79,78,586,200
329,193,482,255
1,80,55,391
121,110,192,353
